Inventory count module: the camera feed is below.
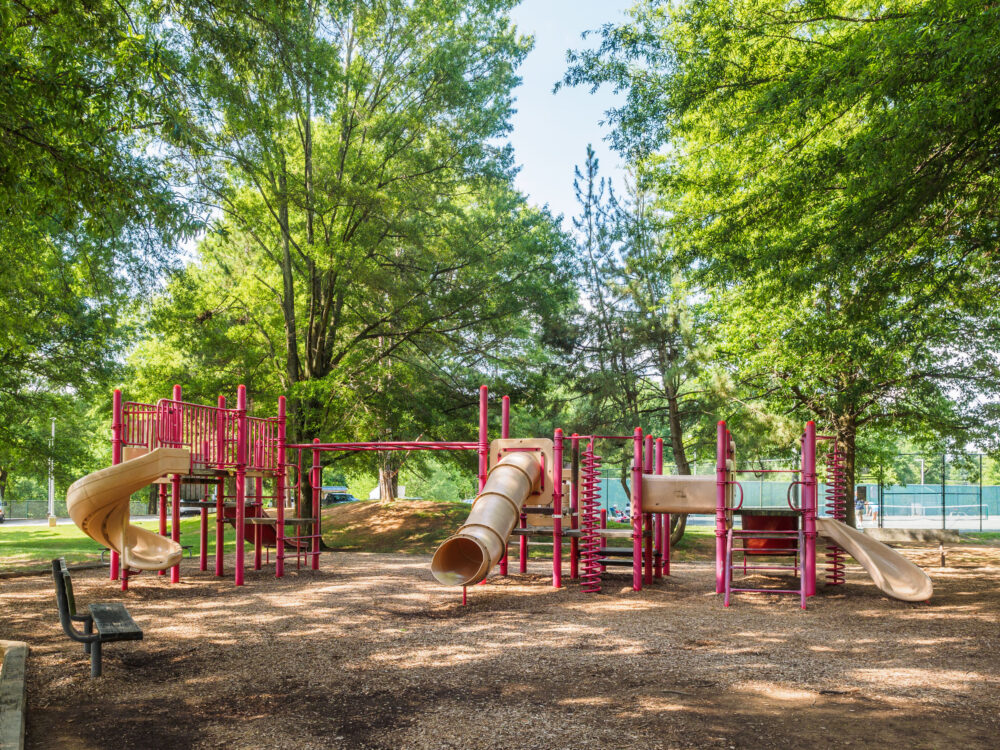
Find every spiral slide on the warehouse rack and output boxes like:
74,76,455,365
817,518,933,601
67,448,191,571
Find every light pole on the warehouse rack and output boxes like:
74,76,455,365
48,418,56,525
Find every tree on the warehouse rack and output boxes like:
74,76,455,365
564,0,1000,525
569,146,720,541
1,1,195,496
132,0,577,501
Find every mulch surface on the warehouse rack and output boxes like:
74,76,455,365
1,546,998,749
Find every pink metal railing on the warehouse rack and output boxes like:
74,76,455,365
122,402,157,447
155,399,237,469
151,399,279,471
247,416,278,471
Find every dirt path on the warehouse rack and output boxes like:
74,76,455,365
1,547,998,749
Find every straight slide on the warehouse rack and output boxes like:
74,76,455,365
67,448,190,571
816,518,932,601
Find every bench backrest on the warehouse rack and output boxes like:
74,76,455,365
51,557,78,618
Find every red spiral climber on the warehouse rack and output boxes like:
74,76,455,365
580,442,602,593
825,443,847,585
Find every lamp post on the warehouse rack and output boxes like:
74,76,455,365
48,418,56,526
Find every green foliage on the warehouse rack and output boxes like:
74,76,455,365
0,0,197,492
563,0,1000,522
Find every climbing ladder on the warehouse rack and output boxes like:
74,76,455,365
724,525,807,609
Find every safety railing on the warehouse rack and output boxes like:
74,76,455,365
121,402,157,448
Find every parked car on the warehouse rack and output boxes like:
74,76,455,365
321,486,359,506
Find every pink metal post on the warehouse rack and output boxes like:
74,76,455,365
631,427,643,591
199,461,209,571
170,384,182,584
234,385,247,586
570,433,579,580
477,386,489,583
158,484,168,576
478,386,488,493
600,508,607,574
655,437,666,578
110,390,122,583
276,396,286,578
215,395,226,577
643,434,654,585
499,395,510,576
311,438,321,570
715,421,728,594
253,445,263,571
803,421,817,597
552,428,563,588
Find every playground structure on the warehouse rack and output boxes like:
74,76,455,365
433,415,934,606
67,384,498,591
66,384,932,604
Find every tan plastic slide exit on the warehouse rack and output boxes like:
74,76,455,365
67,448,191,571
817,518,933,601
431,451,542,586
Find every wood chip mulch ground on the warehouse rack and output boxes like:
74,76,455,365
1,545,998,749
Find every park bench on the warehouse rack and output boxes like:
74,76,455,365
51,558,143,677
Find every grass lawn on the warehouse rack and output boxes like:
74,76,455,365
0,517,239,575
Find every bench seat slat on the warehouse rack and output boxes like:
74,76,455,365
88,603,143,642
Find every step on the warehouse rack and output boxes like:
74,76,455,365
598,558,636,567
597,548,634,557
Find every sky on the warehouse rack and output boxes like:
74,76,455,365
507,1,634,226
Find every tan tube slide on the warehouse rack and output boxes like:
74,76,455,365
67,448,190,571
641,474,718,514
817,518,933,601
431,451,542,586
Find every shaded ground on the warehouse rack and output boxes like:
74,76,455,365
2,543,998,749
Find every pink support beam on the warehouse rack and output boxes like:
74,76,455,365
552,428,563,588
110,390,122,582
716,421,728,594
803,421,817,597
655,437,666,578
643,434,654,586
254,450,263,571
570,433,579,580
170,384,182,584
234,385,247,586
158,484,168,577
478,386,488,493
215,395,226,577
199,471,209,572
276,396,287,578
311,438,321,570
632,427,643,592
499,395,510,577
477,386,489,584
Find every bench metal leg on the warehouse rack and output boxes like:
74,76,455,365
83,621,93,655
90,641,102,678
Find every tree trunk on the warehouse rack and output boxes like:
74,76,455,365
670,513,687,545
0,467,7,504
378,467,398,503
